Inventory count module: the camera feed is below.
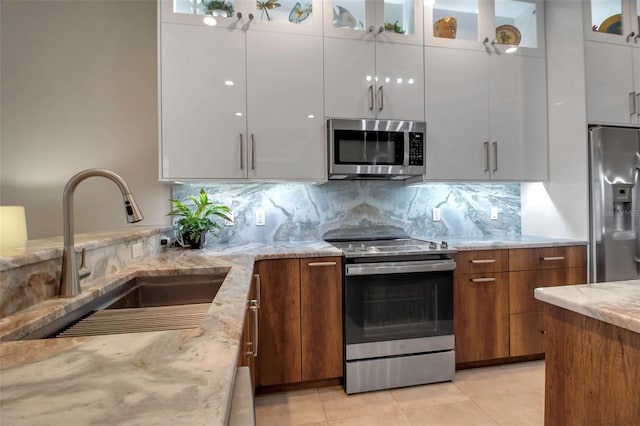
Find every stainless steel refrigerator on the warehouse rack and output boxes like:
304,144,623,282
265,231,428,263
589,126,640,283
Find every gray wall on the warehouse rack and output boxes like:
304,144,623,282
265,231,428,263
0,0,171,239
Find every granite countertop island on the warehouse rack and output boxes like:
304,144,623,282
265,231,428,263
0,242,341,426
534,280,640,334
534,280,640,425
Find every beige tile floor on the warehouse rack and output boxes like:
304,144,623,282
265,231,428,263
255,360,545,426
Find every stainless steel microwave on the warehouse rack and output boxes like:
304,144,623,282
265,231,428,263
327,118,426,180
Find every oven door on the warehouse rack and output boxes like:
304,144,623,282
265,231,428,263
344,259,454,360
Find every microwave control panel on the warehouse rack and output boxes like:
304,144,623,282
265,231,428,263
409,133,424,166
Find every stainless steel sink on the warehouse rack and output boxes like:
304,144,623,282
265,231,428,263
20,272,228,340
104,274,225,309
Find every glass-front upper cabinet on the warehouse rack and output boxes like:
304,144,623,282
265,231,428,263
160,0,323,35
585,0,640,45
323,0,424,44
425,0,544,56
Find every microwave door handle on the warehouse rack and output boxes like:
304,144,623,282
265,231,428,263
404,133,410,166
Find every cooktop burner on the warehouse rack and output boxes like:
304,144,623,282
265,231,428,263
327,237,456,258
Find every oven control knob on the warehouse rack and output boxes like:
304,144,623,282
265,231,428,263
360,243,366,251
429,241,438,250
347,243,354,252
441,241,448,249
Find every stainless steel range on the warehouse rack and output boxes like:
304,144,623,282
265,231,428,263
325,231,456,394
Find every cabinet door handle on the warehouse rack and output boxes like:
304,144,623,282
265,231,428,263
492,141,498,172
626,31,636,42
254,273,261,308
249,300,259,358
378,85,384,111
368,25,375,33
369,85,375,110
484,141,490,173
471,259,496,264
251,133,256,170
471,277,496,283
637,93,640,117
307,261,337,267
541,256,565,261
239,134,244,170
631,92,638,116
378,26,384,34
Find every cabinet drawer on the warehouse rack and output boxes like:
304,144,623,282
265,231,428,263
510,312,545,357
508,246,586,271
455,250,508,274
509,267,587,314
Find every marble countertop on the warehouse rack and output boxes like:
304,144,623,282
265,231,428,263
535,280,640,334
0,226,172,272
0,241,341,426
446,235,587,250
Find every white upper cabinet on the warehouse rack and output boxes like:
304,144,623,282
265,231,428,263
324,38,424,121
160,23,247,180
159,21,325,181
488,54,548,180
586,41,639,125
425,48,490,180
246,32,325,180
584,0,640,45
161,0,323,35
323,0,424,45
584,0,640,125
425,0,545,57
425,47,547,181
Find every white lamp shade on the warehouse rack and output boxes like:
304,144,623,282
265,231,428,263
0,206,28,249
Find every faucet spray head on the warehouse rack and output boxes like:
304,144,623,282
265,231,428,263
124,193,144,223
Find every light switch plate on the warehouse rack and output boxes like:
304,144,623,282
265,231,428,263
490,207,498,220
132,242,144,259
255,209,266,226
433,208,441,222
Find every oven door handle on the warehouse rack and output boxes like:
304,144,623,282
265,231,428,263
345,260,456,276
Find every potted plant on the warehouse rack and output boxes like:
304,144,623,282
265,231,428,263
168,188,232,249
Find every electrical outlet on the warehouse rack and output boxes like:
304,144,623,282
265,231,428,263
255,209,266,226
433,207,441,222
491,207,498,220
225,211,234,226
132,242,144,259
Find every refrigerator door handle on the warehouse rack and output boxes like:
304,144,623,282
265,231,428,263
634,166,640,263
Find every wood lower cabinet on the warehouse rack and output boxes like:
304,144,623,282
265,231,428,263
256,259,302,386
454,245,587,364
256,256,342,387
300,258,343,382
508,246,587,357
238,271,260,388
454,269,510,363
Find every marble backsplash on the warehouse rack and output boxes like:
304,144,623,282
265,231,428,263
172,181,521,244
0,228,167,318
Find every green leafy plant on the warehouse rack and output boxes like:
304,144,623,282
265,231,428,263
168,188,232,248
203,0,234,17
384,20,406,34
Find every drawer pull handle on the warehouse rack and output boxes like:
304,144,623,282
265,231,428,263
539,329,547,335
307,261,337,267
471,277,496,283
471,259,496,264
542,256,565,261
